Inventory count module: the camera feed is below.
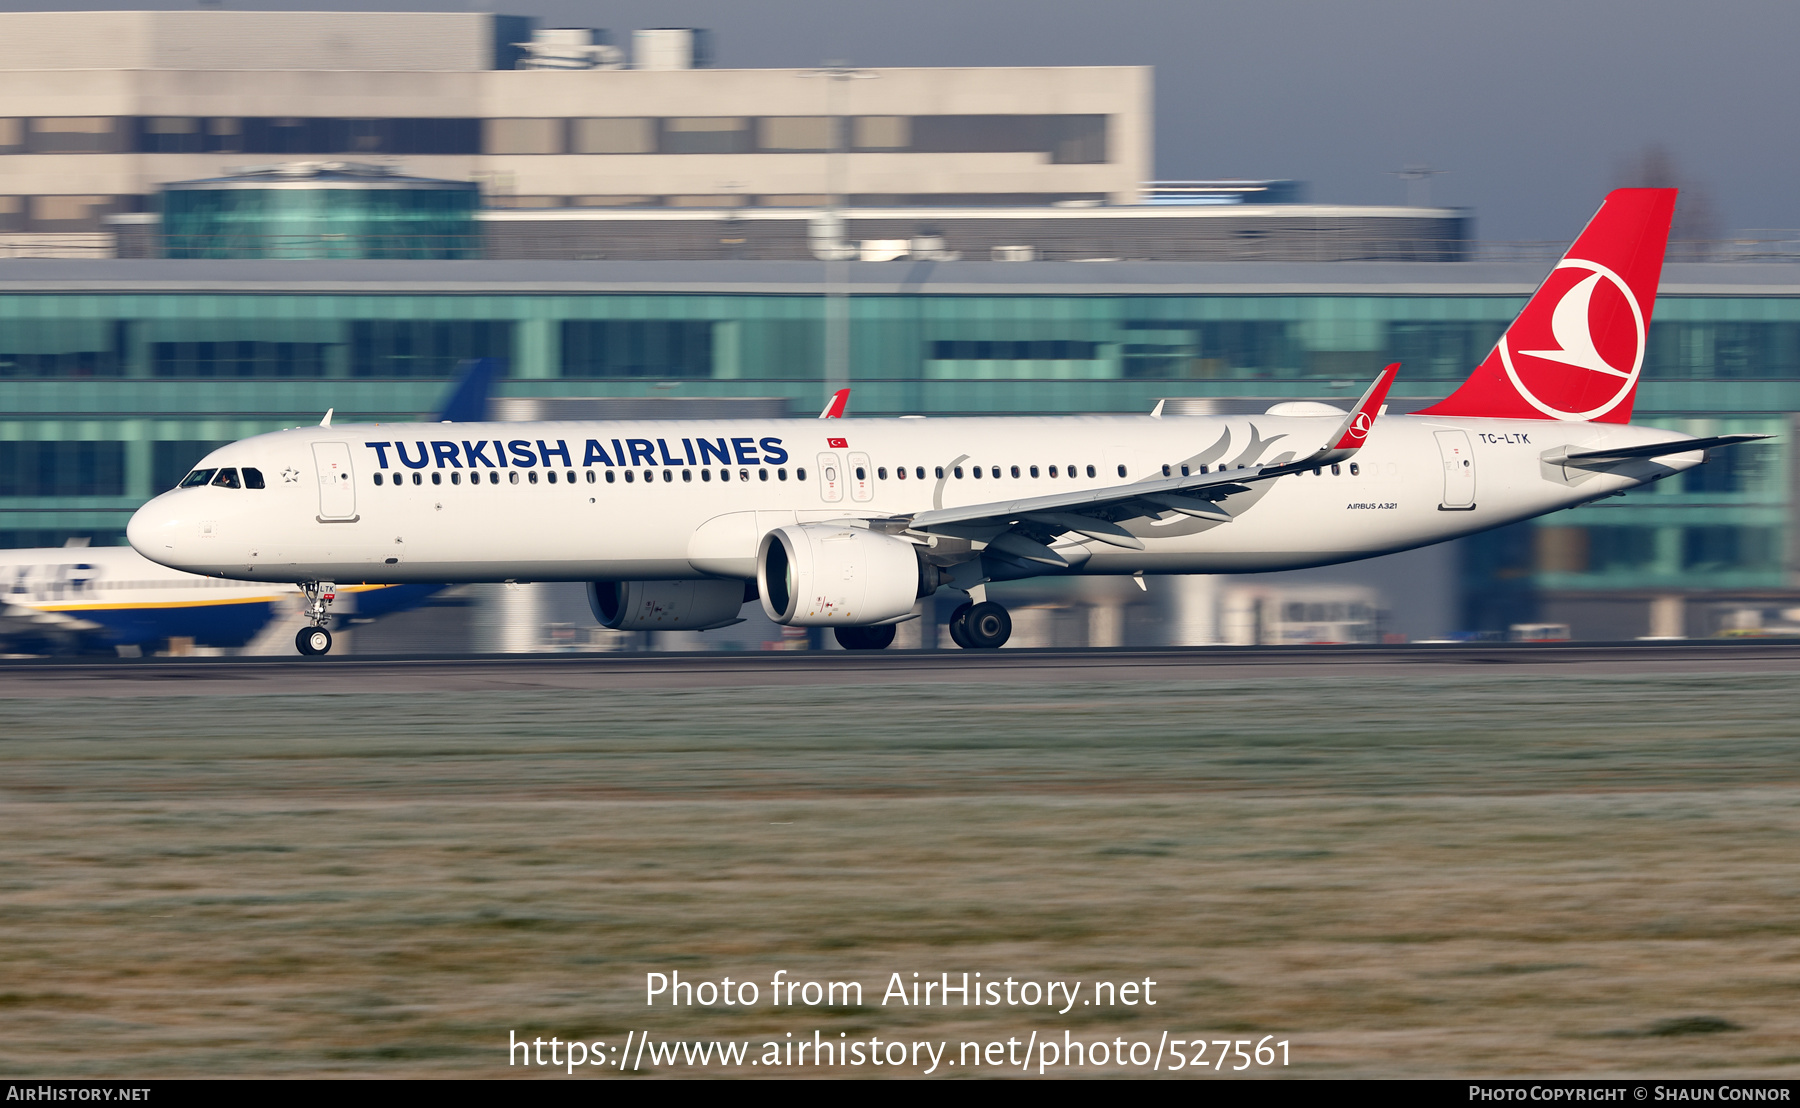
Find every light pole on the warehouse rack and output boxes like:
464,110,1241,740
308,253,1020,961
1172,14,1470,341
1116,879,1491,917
798,62,877,397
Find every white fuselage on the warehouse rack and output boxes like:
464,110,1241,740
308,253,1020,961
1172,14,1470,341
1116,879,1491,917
125,412,1701,587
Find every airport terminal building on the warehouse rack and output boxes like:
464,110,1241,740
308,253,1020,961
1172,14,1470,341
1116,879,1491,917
1,257,1794,641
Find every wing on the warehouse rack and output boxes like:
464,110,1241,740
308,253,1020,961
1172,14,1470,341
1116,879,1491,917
907,364,1399,547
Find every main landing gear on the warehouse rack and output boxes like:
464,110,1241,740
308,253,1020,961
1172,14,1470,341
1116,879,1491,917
294,582,338,656
947,600,1012,650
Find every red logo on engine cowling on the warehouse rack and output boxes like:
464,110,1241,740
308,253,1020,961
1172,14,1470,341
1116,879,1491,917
1499,259,1645,421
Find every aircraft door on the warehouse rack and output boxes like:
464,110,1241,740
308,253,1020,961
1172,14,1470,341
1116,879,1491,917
816,452,844,503
1433,430,1476,510
847,451,873,502
312,442,358,521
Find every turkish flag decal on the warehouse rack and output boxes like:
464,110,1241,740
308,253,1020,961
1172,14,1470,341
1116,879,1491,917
827,437,848,449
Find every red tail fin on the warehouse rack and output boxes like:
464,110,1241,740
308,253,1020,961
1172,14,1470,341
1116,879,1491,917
1417,188,1675,423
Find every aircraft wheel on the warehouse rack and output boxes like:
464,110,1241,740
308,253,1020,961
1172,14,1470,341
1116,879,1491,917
947,603,973,649
834,624,897,651
296,626,333,656
962,601,1012,649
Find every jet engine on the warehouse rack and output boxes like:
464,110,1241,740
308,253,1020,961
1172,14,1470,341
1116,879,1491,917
757,524,943,626
587,579,747,631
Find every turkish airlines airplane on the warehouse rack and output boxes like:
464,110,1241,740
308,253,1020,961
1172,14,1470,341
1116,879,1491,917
127,189,1764,656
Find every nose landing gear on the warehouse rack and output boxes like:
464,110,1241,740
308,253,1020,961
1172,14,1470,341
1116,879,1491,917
295,581,338,656
296,625,333,656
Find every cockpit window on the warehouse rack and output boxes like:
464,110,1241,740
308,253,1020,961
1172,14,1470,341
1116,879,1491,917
178,469,217,488
242,467,265,489
211,468,241,489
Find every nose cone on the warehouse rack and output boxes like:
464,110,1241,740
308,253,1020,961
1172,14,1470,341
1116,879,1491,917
128,492,192,570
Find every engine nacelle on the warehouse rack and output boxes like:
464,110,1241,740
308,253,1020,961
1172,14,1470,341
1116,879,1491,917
588,579,746,631
757,524,937,626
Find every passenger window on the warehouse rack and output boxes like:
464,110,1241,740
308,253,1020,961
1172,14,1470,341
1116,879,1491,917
510,471,520,485
954,467,964,479
776,469,787,481
451,472,461,485
624,470,635,483
547,471,557,485
682,469,692,482
894,467,904,480
1010,465,1020,478
1117,464,1127,478
412,473,423,485
567,470,575,484
720,468,730,482
373,473,384,487
242,467,265,489
825,466,838,482
796,468,806,481
432,472,442,485
742,469,752,481
1162,464,1172,477
179,469,216,488
702,469,712,482
1085,465,1096,478
935,466,944,479
211,468,240,489
972,467,981,479
1180,465,1190,477
1048,465,1058,477
529,471,539,484
1331,464,1341,476
1029,465,1039,478
855,466,866,480
606,470,616,484
1200,465,1209,474
916,467,926,480
1349,463,1360,476
663,470,674,483
586,470,596,483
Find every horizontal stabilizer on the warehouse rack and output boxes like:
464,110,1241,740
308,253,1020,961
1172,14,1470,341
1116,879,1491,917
1549,433,1770,465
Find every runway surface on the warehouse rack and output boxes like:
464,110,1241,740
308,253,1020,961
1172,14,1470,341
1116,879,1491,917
2,639,1799,697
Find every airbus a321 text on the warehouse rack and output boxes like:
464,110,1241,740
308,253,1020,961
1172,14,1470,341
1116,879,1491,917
126,189,1766,655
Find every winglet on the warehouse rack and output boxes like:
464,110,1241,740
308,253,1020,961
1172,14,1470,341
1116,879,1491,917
819,389,850,419
1311,363,1398,465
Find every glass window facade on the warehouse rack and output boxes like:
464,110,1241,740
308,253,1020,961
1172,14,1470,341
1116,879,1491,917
162,186,481,260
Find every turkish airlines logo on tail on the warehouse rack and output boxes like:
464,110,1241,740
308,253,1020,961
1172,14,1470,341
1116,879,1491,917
1346,411,1373,440
1499,258,1645,421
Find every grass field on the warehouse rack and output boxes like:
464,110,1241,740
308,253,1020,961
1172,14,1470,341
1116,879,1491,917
3,672,1799,1077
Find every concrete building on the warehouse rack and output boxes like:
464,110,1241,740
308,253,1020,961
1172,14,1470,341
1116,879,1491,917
0,9,1149,237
